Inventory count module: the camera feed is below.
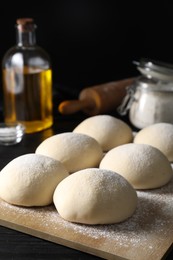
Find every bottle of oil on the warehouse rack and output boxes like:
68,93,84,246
2,18,53,133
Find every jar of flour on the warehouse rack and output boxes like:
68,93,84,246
118,58,173,129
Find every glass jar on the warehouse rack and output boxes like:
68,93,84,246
2,18,53,133
118,59,173,129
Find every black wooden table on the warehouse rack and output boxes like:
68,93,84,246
0,113,173,260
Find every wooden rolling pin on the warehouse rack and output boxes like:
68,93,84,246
58,77,135,116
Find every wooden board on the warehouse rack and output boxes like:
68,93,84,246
0,177,173,260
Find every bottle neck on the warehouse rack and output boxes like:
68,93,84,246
16,24,36,47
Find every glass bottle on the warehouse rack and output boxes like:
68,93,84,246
2,18,53,133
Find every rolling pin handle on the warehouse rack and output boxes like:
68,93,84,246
58,99,92,114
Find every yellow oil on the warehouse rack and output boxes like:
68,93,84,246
3,67,53,133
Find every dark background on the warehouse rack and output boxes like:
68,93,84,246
1,1,173,98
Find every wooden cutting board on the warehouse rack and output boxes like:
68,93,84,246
0,177,173,260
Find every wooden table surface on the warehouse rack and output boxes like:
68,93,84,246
0,112,173,260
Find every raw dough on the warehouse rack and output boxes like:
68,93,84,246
35,132,103,173
73,115,133,151
53,168,137,225
0,153,68,206
100,143,173,189
134,123,173,162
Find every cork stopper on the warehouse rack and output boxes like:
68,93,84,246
16,18,35,32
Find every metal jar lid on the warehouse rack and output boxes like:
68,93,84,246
133,58,173,81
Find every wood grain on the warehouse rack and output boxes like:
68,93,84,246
0,178,173,260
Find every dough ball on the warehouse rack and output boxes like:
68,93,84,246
0,153,68,206
73,115,133,151
53,168,137,225
100,143,173,189
134,123,173,162
35,132,103,173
